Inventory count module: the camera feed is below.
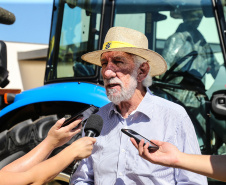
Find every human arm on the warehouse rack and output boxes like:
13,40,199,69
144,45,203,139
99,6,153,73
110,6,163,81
0,136,96,185
131,138,226,182
1,117,82,173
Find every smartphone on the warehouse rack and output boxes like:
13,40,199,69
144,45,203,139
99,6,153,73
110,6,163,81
121,128,159,151
62,105,99,128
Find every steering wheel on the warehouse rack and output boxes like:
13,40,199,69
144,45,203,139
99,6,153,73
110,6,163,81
162,50,198,82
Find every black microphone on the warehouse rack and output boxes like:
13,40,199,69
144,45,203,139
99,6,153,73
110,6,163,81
69,114,103,182
84,114,103,137
0,7,16,25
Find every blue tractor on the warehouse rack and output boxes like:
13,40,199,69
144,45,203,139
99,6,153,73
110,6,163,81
1,0,226,184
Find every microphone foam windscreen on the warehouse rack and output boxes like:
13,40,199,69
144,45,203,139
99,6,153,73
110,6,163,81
84,114,103,137
0,8,16,25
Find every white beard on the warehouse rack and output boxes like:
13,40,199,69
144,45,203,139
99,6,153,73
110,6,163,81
104,70,138,105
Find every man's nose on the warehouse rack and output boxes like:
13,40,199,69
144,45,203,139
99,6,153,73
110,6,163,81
104,69,116,79
102,63,117,79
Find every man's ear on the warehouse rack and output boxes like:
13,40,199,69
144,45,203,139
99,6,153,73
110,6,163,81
137,62,150,82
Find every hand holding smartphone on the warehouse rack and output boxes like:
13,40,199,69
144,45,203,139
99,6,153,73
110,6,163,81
62,105,99,128
121,129,159,152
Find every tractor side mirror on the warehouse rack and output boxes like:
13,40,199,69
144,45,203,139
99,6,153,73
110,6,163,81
211,90,226,118
0,41,9,88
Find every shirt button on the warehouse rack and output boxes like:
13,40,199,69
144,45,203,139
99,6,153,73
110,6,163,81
119,172,123,176
121,149,126,153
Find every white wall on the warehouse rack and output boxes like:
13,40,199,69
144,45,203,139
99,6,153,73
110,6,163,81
5,42,48,91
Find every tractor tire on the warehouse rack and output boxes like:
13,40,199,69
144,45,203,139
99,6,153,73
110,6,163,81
0,115,81,184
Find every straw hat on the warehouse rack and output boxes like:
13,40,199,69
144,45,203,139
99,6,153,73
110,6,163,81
81,27,167,76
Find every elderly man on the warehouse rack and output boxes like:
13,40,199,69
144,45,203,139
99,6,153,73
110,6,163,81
70,27,207,184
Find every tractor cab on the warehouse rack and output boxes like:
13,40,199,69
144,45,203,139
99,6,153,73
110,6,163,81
46,0,226,155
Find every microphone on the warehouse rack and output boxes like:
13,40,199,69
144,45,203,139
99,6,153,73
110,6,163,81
84,114,103,137
0,7,16,25
69,114,103,181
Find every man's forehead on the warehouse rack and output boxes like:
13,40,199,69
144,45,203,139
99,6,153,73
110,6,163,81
101,51,133,59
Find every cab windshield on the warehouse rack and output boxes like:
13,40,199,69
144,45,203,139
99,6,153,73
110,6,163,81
57,5,97,78
45,0,102,82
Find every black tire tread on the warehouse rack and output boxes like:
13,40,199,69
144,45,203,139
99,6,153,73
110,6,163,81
0,115,58,167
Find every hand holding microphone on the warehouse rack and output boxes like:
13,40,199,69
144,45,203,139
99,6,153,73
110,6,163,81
70,114,103,177
0,115,101,185
69,137,96,161
72,114,103,160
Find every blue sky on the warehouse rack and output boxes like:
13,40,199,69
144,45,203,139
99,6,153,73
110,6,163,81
0,0,53,44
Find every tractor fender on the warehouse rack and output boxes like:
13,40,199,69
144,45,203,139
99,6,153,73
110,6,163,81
0,82,110,117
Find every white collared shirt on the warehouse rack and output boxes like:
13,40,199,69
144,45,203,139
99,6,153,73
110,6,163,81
71,89,207,185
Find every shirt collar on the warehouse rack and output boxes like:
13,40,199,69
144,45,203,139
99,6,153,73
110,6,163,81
108,103,119,119
135,88,154,120
107,88,154,120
